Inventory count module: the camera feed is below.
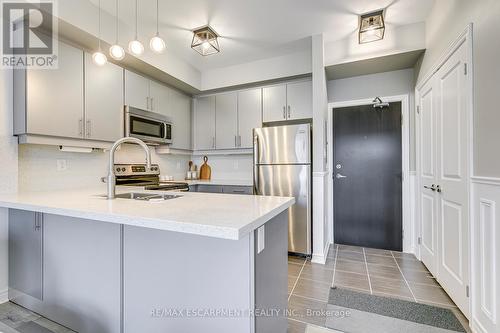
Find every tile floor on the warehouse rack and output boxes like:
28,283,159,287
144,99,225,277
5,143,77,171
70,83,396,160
287,244,471,333
0,244,469,333
0,302,74,333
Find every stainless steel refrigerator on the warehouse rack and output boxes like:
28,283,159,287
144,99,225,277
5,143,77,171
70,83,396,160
253,124,312,255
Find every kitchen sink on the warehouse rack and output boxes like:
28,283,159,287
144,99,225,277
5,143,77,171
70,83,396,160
113,192,182,201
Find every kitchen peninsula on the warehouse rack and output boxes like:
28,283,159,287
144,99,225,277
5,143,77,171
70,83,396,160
0,188,294,333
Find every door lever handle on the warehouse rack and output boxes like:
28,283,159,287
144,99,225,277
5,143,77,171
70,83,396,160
424,184,436,191
336,173,347,179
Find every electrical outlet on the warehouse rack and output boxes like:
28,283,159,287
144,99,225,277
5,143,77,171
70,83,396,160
56,159,67,171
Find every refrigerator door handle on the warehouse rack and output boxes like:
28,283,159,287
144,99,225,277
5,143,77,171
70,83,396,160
253,134,259,194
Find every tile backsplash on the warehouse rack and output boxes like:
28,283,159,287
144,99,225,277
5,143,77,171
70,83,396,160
18,145,253,192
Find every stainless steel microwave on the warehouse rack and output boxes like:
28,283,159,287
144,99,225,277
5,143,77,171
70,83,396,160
124,106,172,145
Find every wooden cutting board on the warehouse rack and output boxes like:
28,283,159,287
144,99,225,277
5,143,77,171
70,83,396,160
199,156,211,180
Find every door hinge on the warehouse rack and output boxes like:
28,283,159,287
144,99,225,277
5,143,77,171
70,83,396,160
464,63,468,75
416,106,420,114
417,237,422,245
466,285,470,297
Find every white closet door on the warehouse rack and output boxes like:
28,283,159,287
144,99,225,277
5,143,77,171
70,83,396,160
436,41,470,318
418,78,438,276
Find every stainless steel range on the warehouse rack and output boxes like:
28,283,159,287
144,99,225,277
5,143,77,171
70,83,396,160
114,164,189,191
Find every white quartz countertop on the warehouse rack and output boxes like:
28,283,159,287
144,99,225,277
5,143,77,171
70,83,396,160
177,179,253,187
0,187,294,240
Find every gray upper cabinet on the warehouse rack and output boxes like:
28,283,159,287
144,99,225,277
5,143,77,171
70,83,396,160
262,84,287,122
124,70,150,110
84,54,124,142
216,92,238,149
238,88,262,148
8,209,43,300
149,80,171,114
14,41,84,138
262,80,312,123
169,90,192,150
194,96,216,150
286,80,312,121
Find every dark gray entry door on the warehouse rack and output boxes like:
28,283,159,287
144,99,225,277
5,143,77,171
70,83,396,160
333,102,402,251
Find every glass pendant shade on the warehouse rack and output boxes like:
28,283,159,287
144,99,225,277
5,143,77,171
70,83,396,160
150,35,166,53
109,44,125,60
129,39,144,56
359,10,385,44
191,26,220,56
92,51,107,66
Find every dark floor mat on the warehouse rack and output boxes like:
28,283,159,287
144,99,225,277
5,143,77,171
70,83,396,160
328,287,466,332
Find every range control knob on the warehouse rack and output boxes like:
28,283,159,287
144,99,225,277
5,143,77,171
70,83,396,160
116,167,120,172
121,168,126,172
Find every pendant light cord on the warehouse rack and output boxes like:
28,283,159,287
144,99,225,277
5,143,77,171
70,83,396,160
156,0,159,35
115,0,119,42
135,0,138,39
98,0,101,50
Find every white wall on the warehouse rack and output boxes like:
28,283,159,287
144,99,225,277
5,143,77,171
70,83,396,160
324,22,425,67
201,50,312,91
311,34,330,263
417,0,500,178
0,68,17,303
327,69,416,171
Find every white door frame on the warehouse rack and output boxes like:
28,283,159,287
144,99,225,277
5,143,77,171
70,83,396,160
327,94,412,252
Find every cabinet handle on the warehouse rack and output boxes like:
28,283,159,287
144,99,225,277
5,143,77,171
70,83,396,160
283,106,286,119
235,135,237,147
212,137,215,149
238,135,241,147
287,105,291,118
86,120,91,138
78,119,83,136
151,97,154,111
146,97,149,110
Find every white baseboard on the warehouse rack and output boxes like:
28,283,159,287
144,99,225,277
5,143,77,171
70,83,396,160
311,241,330,265
0,289,8,304
470,319,487,333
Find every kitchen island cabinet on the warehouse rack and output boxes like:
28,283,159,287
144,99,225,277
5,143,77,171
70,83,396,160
1,189,293,333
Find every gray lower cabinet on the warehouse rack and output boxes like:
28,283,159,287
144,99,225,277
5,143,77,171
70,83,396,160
222,186,253,195
190,184,253,194
8,210,288,333
8,210,43,300
42,214,121,333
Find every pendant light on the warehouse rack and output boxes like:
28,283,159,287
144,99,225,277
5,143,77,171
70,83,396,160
149,0,166,53
109,0,125,60
128,0,144,56
92,0,108,66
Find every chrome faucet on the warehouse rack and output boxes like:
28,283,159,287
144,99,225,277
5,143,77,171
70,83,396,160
106,137,151,199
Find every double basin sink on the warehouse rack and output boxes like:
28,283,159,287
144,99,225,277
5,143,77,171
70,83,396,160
114,192,182,201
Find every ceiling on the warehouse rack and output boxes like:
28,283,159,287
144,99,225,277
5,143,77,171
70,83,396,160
91,0,435,72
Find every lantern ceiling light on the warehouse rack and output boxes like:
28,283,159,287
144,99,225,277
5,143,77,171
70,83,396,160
358,10,385,44
191,26,220,56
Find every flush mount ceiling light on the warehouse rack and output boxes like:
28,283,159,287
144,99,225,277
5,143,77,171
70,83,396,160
359,10,385,44
109,0,125,60
191,26,220,56
150,0,166,53
92,0,107,66
128,0,144,56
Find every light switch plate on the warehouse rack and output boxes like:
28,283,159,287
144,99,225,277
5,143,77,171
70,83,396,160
257,225,265,254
